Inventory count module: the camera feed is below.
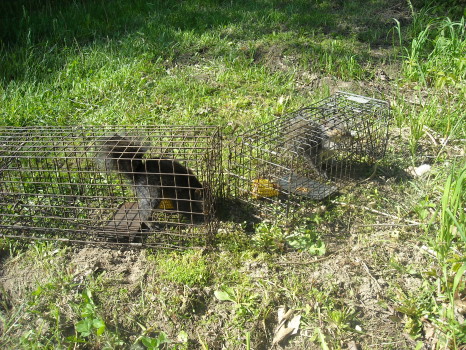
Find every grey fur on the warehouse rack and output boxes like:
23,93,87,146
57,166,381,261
96,134,204,230
284,112,353,178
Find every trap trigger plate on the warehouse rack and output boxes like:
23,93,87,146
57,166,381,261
278,173,337,200
103,202,143,233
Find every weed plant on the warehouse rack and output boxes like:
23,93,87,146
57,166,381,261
436,164,466,346
403,163,466,347
394,11,466,89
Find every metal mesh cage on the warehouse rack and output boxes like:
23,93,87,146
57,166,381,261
0,125,222,249
227,92,391,214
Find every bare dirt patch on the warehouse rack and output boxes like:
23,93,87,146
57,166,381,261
68,246,147,287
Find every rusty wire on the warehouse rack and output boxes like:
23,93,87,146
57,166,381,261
0,93,390,248
0,126,222,249
227,92,391,214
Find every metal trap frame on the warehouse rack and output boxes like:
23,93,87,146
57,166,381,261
227,92,390,214
0,125,222,249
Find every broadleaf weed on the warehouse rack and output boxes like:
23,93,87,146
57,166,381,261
74,289,107,340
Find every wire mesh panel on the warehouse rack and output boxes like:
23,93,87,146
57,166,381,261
0,126,222,249
227,92,391,214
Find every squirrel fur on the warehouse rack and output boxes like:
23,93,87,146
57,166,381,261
97,134,204,228
284,109,354,178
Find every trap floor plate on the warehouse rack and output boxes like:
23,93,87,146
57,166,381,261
278,173,337,200
102,202,142,234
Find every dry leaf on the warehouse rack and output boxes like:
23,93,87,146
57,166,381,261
289,314,301,335
282,309,294,321
277,306,286,323
405,164,431,177
454,295,466,315
275,307,294,332
273,307,301,344
347,340,361,350
272,326,294,345
424,324,435,340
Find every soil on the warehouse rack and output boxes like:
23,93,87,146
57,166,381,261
0,216,436,349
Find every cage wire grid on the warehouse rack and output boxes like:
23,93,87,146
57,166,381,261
227,92,391,214
0,125,222,249
0,92,390,248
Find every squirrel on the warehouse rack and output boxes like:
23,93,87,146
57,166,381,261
283,108,354,179
96,134,205,230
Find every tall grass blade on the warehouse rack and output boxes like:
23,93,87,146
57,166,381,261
436,164,465,259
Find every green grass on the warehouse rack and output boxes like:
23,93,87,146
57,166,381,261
0,0,394,128
153,250,210,287
436,163,466,345
394,14,466,89
1,0,465,349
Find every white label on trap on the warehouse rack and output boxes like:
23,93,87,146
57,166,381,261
346,95,369,104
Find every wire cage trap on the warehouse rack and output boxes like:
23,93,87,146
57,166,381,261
0,125,222,249
227,92,391,214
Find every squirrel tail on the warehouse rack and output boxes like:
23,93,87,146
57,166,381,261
96,134,147,176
